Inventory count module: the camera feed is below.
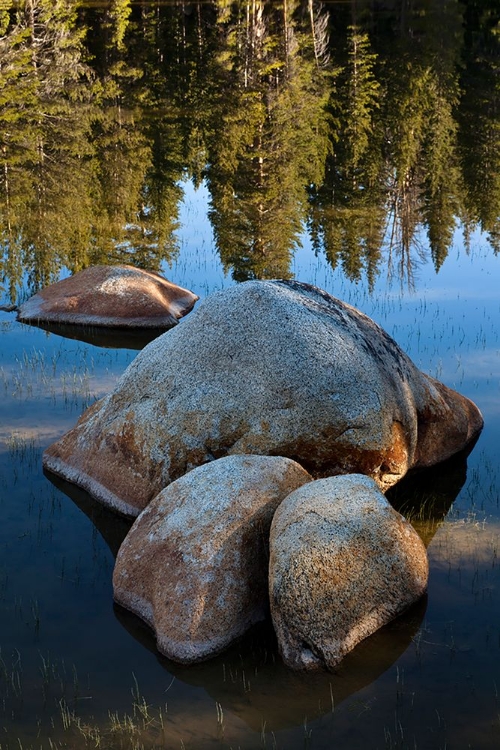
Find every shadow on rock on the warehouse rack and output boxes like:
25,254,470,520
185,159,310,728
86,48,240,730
386,442,476,547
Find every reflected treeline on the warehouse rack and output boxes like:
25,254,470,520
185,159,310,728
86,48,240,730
310,0,500,288
0,0,498,300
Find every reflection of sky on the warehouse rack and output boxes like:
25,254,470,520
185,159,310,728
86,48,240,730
169,180,231,299
419,242,500,300
0,181,498,747
172,181,499,407
0,315,136,447
430,517,500,569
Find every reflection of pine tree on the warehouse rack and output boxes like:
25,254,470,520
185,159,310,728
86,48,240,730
381,2,464,277
311,1,467,287
309,23,385,289
85,0,184,270
0,0,95,296
89,1,153,267
0,16,38,233
385,66,439,285
342,27,380,180
204,0,331,280
459,0,500,253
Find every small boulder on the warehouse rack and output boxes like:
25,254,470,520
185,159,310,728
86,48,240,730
113,454,312,664
43,280,483,517
269,474,428,670
17,265,198,329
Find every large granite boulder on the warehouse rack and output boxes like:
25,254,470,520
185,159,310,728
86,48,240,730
269,474,429,670
43,280,483,517
113,454,312,664
17,265,198,329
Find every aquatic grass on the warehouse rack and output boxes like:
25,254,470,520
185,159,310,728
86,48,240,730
0,342,135,418
7,347,94,410
6,433,40,471
0,649,23,700
54,685,173,749
0,663,267,750
0,650,188,749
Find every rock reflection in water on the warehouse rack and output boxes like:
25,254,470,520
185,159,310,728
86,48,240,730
24,320,167,350
44,470,133,557
386,445,474,547
115,598,427,733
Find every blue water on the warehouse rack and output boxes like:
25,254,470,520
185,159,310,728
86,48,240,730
0,183,499,749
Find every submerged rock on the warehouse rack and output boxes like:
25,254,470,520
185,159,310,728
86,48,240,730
269,474,429,670
43,280,483,517
113,455,312,664
17,265,198,329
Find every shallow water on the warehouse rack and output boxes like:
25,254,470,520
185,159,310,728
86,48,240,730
1,191,499,748
1,1,499,747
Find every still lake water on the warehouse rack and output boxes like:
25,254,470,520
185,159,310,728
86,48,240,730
0,1,499,747
0,181,499,749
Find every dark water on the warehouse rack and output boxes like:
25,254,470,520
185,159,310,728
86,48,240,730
0,2,499,748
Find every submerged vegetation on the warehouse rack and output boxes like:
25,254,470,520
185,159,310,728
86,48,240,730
0,0,499,299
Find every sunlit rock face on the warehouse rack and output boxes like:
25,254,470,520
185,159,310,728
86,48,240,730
43,280,483,517
113,455,312,664
269,474,429,670
17,265,198,329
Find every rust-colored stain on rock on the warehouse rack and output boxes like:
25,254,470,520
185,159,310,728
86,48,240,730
43,280,483,516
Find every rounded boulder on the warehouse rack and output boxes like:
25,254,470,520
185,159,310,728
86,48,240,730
43,280,483,517
17,264,198,329
269,474,429,670
113,454,312,664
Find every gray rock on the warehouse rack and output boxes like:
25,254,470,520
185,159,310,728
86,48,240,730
43,280,483,517
17,264,198,329
113,454,312,664
269,474,429,670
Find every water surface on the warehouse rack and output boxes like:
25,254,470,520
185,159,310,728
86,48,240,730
0,2,499,748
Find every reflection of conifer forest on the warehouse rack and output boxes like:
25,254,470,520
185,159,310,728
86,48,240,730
0,0,498,299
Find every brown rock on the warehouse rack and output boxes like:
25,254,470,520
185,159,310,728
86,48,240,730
269,474,429,670
17,265,198,329
113,455,312,664
43,280,483,517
